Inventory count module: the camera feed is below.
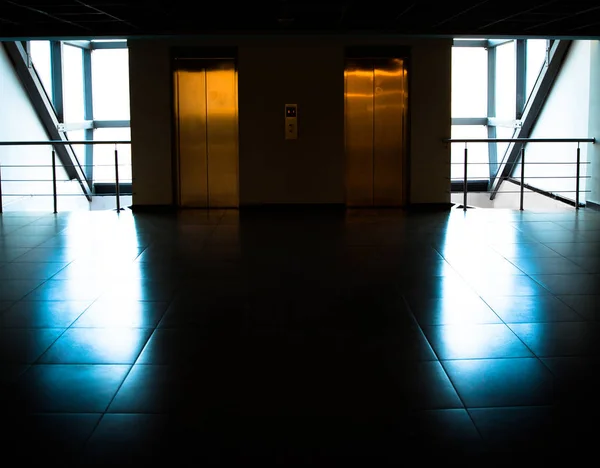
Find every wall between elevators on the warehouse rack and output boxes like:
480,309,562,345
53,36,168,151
127,36,452,207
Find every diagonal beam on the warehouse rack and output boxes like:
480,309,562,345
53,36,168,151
489,39,571,200
3,41,92,199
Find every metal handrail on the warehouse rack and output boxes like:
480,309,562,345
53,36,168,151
444,138,595,143
0,140,131,145
0,140,132,214
443,137,596,211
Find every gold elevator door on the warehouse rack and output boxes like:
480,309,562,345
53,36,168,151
344,58,408,207
174,59,239,208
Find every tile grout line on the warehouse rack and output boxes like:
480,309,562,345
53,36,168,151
399,291,487,448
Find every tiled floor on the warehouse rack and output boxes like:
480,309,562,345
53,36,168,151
1,206,600,464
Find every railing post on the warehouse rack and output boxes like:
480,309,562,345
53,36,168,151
463,144,468,212
520,145,525,211
114,144,122,212
52,149,58,214
576,144,581,210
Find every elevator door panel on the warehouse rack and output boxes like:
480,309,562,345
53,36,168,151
345,60,374,206
344,57,407,207
174,59,239,208
374,59,406,206
206,61,239,207
176,69,208,207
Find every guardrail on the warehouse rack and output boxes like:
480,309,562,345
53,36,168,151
0,140,131,213
443,138,596,211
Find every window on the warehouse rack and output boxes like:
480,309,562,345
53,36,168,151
62,44,85,122
92,48,130,120
29,41,52,101
452,47,487,118
495,41,516,120
66,130,87,163
451,125,489,180
526,39,548,100
93,128,132,183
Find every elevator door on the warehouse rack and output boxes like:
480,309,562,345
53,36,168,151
345,58,408,207
174,59,239,208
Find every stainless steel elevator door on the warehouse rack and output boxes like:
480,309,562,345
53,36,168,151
174,59,239,208
344,58,408,207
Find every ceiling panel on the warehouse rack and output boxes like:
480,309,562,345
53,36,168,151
0,0,599,39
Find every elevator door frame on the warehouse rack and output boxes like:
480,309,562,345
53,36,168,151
171,52,239,209
344,48,411,208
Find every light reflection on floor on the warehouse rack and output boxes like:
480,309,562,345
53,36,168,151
0,207,599,463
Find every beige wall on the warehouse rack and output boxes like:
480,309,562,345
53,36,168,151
128,36,451,207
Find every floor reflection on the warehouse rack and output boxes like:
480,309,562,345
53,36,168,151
0,207,599,462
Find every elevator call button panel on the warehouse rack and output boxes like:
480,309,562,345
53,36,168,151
285,104,298,140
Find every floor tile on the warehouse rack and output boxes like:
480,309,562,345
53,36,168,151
399,409,484,458
0,328,64,363
0,247,30,262
23,279,111,301
15,364,130,412
544,242,600,257
72,300,169,328
38,328,152,364
530,274,600,295
509,322,600,357
407,296,501,326
557,294,600,320
442,358,554,407
0,208,599,462
422,323,533,360
484,295,584,323
0,262,69,280
0,279,47,301
81,414,183,463
508,256,588,275
465,274,551,297
13,248,79,263
491,242,562,258
567,256,600,273
135,329,212,364
469,406,560,455
108,364,203,413
386,361,463,410
100,280,179,302
541,356,600,404
0,300,92,328
1,413,101,462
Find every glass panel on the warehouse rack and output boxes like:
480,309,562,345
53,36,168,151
526,39,548,101
63,44,85,122
495,126,517,164
93,127,132,184
451,47,488,118
66,129,87,164
92,48,130,120
451,125,489,180
495,41,516,120
29,41,53,102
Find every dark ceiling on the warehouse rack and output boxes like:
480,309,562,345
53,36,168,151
1,0,600,40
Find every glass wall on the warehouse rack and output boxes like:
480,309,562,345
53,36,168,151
26,39,130,188
29,40,52,101
451,39,552,190
451,47,487,118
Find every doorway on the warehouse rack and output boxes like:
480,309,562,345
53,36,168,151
344,57,408,207
173,58,239,208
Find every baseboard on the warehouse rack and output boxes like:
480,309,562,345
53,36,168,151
239,203,346,212
128,204,177,213
586,200,600,211
406,202,455,212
